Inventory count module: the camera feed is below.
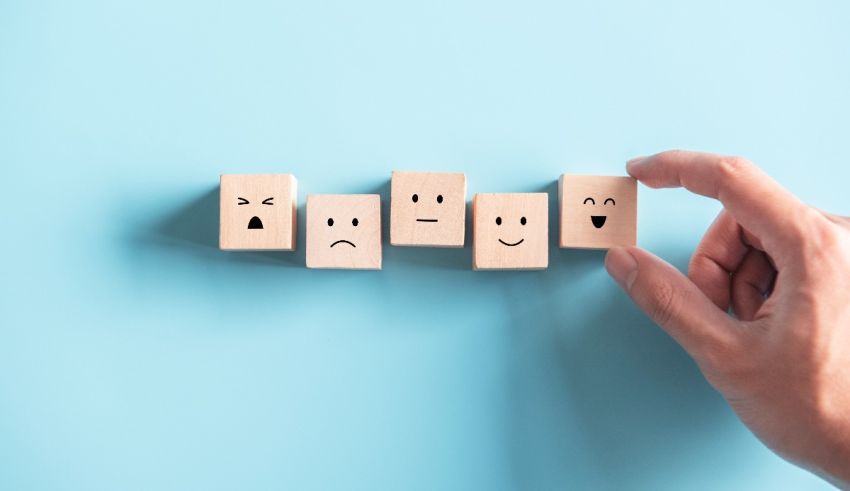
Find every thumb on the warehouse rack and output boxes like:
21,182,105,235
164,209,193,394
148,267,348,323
605,247,741,363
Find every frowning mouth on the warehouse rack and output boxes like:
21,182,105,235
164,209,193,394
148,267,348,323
330,240,356,248
498,238,524,247
416,218,438,222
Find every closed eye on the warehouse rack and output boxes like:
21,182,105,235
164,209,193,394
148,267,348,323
583,197,595,205
262,197,274,205
604,198,616,206
238,197,249,205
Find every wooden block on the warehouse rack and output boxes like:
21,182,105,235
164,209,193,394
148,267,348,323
559,175,637,249
472,193,548,270
390,171,466,247
306,194,382,269
219,174,297,251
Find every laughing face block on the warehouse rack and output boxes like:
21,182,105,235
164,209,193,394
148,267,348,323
559,175,637,249
219,174,297,250
306,194,382,269
390,171,466,247
472,193,548,270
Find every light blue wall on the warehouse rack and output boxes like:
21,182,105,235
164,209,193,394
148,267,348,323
2,1,847,489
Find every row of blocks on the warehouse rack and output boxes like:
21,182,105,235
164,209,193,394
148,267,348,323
220,172,637,270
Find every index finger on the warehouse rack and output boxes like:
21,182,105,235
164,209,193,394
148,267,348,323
627,150,810,257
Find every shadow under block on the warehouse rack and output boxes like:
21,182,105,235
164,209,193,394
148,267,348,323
559,175,637,249
219,174,297,251
472,193,548,270
306,194,382,269
390,171,466,247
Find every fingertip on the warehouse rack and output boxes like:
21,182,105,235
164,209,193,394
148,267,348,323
626,156,648,177
605,246,639,291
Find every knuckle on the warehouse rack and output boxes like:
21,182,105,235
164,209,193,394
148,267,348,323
791,209,844,259
716,156,752,182
647,280,679,327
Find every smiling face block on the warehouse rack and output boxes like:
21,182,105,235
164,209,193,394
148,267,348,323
219,174,297,251
306,194,382,269
390,171,466,247
559,175,637,249
472,193,548,270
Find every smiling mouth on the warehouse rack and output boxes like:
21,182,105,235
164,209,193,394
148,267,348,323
416,218,438,222
330,240,356,248
591,216,607,229
498,238,524,247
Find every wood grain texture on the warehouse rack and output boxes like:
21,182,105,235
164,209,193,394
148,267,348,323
219,174,297,251
473,193,548,270
559,175,637,249
306,194,382,270
390,171,466,247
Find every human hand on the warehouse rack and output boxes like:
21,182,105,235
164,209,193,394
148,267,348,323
604,150,850,486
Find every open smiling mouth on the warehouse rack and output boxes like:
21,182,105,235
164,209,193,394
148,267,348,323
591,216,607,229
498,238,524,247
330,240,356,248
416,218,438,222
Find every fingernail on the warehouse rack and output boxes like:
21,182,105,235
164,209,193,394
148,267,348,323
626,156,647,175
605,247,639,291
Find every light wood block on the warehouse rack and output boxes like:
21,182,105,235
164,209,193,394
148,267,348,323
219,174,297,251
306,194,382,269
472,193,548,270
559,175,637,249
390,171,466,247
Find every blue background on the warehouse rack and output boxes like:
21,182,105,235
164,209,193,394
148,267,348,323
2,1,848,489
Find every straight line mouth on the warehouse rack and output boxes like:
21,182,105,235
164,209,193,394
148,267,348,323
330,240,356,248
416,218,438,222
498,238,524,247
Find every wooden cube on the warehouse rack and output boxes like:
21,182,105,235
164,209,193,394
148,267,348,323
306,194,382,269
472,193,548,270
559,175,637,249
219,174,297,251
390,171,466,247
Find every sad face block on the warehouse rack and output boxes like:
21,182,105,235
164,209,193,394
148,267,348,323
219,174,297,251
390,171,467,247
473,193,548,270
559,175,637,249
306,194,382,269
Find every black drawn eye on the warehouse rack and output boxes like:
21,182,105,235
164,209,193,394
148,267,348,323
238,197,249,205
604,198,616,206
436,195,444,203
352,218,359,226
520,217,527,225
583,197,595,205
412,194,419,203
327,218,334,226
495,217,502,225
262,197,274,205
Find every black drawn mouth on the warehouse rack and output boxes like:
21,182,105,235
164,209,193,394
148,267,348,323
248,216,264,229
498,238,524,247
330,239,356,248
416,218,438,222
591,216,607,229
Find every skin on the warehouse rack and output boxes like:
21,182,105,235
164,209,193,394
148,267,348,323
604,150,850,487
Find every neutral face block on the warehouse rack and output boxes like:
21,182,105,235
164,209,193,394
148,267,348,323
390,171,466,247
473,193,548,270
219,174,297,251
306,194,382,269
559,175,637,249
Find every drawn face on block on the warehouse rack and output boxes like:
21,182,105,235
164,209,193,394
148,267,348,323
473,193,548,270
390,171,466,247
559,175,637,249
219,174,297,250
306,194,382,269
